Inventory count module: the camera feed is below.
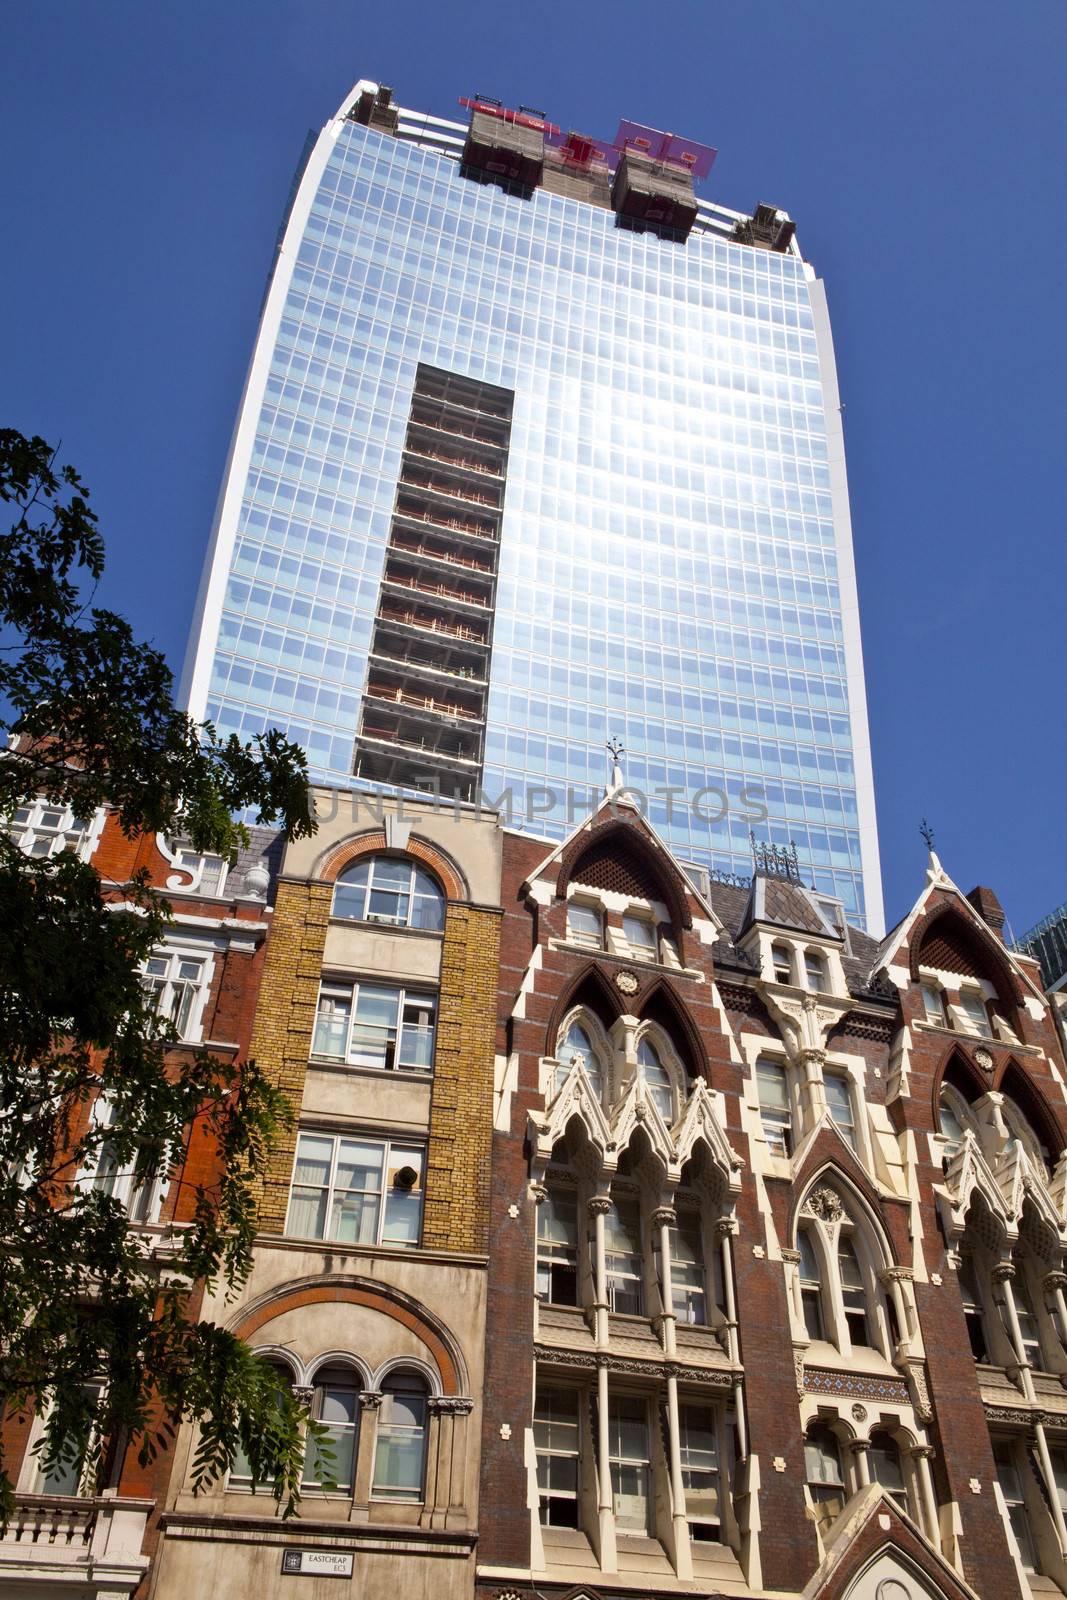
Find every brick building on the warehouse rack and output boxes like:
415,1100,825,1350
146,788,502,1600
0,796,279,1599
477,786,1067,1600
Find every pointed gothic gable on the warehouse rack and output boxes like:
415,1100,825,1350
553,807,698,931
941,1129,1014,1241
608,1073,676,1173
544,964,623,1047
998,1059,1066,1160
529,1056,613,1169
788,1157,894,1251
637,977,708,1081
801,1483,978,1600
673,1077,742,1192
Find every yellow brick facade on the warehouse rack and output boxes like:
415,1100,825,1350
422,902,502,1255
247,876,332,1232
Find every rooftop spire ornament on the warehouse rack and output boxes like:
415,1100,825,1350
606,736,625,795
919,818,936,853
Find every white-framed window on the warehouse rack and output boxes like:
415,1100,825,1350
995,1441,1039,1571
623,914,659,962
958,990,993,1038
838,1235,872,1347
536,1186,579,1305
798,1227,825,1340
757,1058,792,1156
805,1425,846,1532
824,1073,857,1152
229,1359,295,1489
372,1372,429,1501
554,1015,605,1099
302,1364,361,1492
921,981,947,1026
679,1403,720,1541
1011,1272,1044,1368
141,948,212,1042
771,942,793,984
332,855,444,931
804,950,827,992
78,1096,169,1226
7,799,103,862
868,1431,908,1514
958,1255,990,1362
605,1198,644,1315
534,1385,580,1528
34,1382,105,1496
938,1085,971,1149
668,1214,707,1326
567,901,604,949
312,981,436,1072
170,847,228,898
286,1132,424,1247
608,1395,651,1532
636,1034,674,1122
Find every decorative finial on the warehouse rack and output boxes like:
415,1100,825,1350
920,817,935,853
606,736,625,795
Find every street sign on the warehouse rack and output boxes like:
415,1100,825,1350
280,1549,354,1578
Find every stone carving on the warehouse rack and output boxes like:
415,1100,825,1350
359,1390,384,1411
614,969,639,995
905,1363,932,1422
532,1344,737,1387
805,1185,845,1223
851,1403,868,1422
974,1046,994,1075
428,1396,475,1416
804,1368,909,1404
794,1350,806,1397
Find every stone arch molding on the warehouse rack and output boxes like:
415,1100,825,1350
530,1059,742,1195
313,827,467,899
227,1273,468,1396
839,1543,959,1600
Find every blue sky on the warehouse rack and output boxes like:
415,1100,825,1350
2,0,1064,936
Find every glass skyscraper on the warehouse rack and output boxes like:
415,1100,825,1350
181,80,883,930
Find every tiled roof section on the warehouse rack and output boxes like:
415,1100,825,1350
706,881,756,969
231,826,284,899
708,874,890,998
761,876,825,934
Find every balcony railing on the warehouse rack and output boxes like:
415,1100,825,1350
382,571,488,609
0,1493,152,1592
377,605,488,645
365,684,482,721
409,414,508,451
370,649,487,688
403,445,503,480
389,535,493,576
360,725,480,764
398,471,502,511
393,505,498,543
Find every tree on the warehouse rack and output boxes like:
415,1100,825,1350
0,429,319,1519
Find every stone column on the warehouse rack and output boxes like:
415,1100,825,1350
664,1365,693,1580
425,1396,474,1528
909,1444,940,1546
1042,1269,1067,1351
353,1390,382,1524
994,1261,1036,1402
1034,1419,1067,1556
879,1266,913,1356
849,1437,871,1488
589,1195,612,1349
596,1355,617,1573
717,1218,746,1460
652,1206,677,1358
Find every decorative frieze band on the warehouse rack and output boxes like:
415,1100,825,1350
533,1344,738,1388
803,1367,910,1405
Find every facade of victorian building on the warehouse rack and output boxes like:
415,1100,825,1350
0,797,279,1600
476,786,1067,1600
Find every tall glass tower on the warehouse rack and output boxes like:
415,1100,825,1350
181,81,883,931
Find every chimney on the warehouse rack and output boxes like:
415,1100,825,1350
967,885,1006,938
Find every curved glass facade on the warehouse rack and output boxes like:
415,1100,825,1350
183,87,881,929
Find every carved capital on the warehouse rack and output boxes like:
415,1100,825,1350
780,1248,802,1265
588,1195,612,1218
992,1261,1017,1283
847,1438,871,1457
428,1396,474,1416
879,1267,914,1285
651,1207,677,1229
1043,1271,1067,1294
359,1390,384,1411
908,1444,936,1461
528,1181,549,1206
292,1385,314,1409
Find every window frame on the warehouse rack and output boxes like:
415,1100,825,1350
536,1185,580,1306
302,1363,362,1493
824,1072,858,1152
140,946,213,1043
285,1130,425,1248
7,799,104,864
311,978,437,1074
331,854,444,932
804,1424,847,1531
770,941,793,984
371,1371,430,1503
77,1095,169,1227
608,1393,652,1533
534,1384,581,1529
679,1402,722,1542
756,1057,793,1157
635,1029,677,1123
604,1196,645,1316
566,899,605,950
553,1011,607,1100
994,1440,1040,1572
622,912,660,963
957,988,994,1039
803,949,827,993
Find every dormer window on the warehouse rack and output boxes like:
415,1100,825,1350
636,1036,673,1122
959,990,993,1039
771,943,792,984
623,914,659,962
756,1059,793,1157
921,982,947,1026
804,951,827,992
567,902,603,950
824,1074,857,1152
